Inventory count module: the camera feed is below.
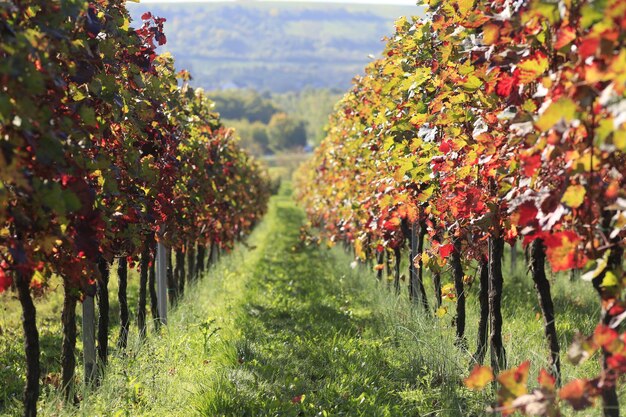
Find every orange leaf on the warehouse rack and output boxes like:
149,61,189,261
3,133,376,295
497,361,530,414
543,231,587,272
537,369,556,392
555,25,576,49
594,325,622,353
559,379,594,410
517,51,549,84
464,365,494,390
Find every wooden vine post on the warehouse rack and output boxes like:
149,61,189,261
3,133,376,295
409,222,418,302
82,294,97,385
157,236,168,325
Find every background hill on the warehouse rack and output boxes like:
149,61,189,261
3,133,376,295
127,1,420,93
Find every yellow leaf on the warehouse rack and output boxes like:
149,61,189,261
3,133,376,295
561,185,586,208
614,128,626,151
435,307,448,318
355,239,366,261
409,113,428,126
482,24,499,44
456,0,475,17
465,365,494,390
93,169,105,188
602,271,620,288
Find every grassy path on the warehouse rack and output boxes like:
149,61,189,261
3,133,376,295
196,192,430,416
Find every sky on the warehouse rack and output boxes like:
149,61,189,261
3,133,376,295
138,0,417,4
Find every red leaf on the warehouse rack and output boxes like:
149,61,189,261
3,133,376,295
439,243,454,258
607,354,626,372
578,37,600,58
439,141,452,153
537,369,556,391
515,202,539,227
0,269,11,293
383,217,401,231
496,72,518,97
291,395,303,404
543,231,587,272
521,154,541,177
141,12,152,20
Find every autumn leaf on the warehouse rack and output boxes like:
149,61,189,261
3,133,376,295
554,25,576,49
355,239,366,260
439,243,455,258
461,75,483,91
607,354,626,372
561,185,586,208
439,141,453,153
383,217,401,231
521,154,542,177
497,361,530,414
465,365,494,390
496,72,519,97
537,369,556,391
482,23,500,45
456,0,475,17
0,269,11,293
441,283,456,300
593,325,622,353
559,379,595,410
517,51,549,84
536,98,577,132
578,37,600,58
514,202,539,226
543,231,587,272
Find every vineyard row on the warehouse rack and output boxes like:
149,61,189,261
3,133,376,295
1,1,271,416
295,0,626,415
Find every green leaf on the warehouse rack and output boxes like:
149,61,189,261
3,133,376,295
461,76,482,92
536,98,577,131
80,106,97,126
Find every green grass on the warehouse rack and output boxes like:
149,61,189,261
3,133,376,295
196,193,439,416
0,185,621,416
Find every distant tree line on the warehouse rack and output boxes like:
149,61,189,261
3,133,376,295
208,90,311,156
